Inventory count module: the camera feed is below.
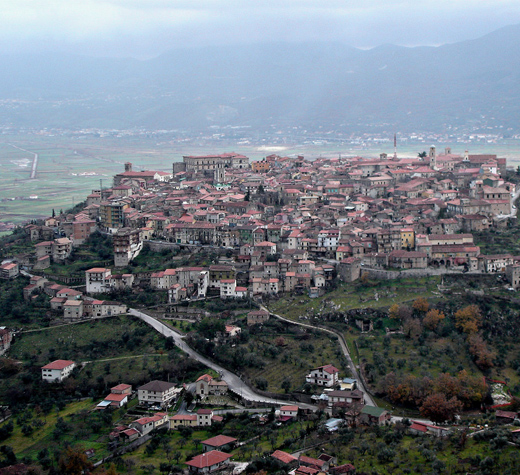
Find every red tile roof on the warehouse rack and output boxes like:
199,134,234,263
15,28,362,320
185,450,231,469
41,359,75,370
271,450,297,464
201,435,237,447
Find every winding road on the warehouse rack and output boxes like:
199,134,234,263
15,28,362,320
128,308,316,409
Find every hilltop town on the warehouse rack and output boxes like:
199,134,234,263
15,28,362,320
10,146,520,304
2,146,520,474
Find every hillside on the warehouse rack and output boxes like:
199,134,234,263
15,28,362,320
1,24,520,132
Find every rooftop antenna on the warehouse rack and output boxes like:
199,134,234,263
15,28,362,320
100,179,103,191
393,133,397,159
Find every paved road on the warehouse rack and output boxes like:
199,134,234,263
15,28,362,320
9,143,38,179
128,308,316,410
261,305,376,407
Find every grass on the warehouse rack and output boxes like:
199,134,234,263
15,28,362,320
310,428,520,475
0,399,95,458
269,276,441,321
245,332,347,393
9,315,166,365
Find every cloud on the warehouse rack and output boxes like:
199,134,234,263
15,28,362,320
0,0,519,57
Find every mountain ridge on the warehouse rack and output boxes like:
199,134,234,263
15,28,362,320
1,23,520,133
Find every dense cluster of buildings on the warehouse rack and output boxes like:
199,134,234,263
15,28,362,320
14,147,520,303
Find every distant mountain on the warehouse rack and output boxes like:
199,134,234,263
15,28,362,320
1,24,520,133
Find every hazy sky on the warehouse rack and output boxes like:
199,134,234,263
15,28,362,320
2,0,520,58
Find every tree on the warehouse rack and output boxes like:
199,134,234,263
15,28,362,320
97,464,119,475
418,151,427,158
420,393,463,423
388,304,400,320
184,391,194,407
468,334,495,369
403,318,422,340
255,378,268,390
281,378,291,393
58,447,93,475
454,305,482,334
412,297,429,314
0,445,16,468
165,336,175,350
423,309,445,330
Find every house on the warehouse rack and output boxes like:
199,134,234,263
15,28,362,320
201,435,237,453
41,360,75,382
170,414,198,428
111,383,132,394
247,309,270,326
63,299,84,320
0,262,19,280
299,454,328,471
97,392,128,408
120,428,139,442
359,406,391,425
270,450,299,470
225,325,241,338
185,450,232,474
98,384,132,408
196,374,229,397
170,409,219,429
294,466,319,475
330,463,356,475
279,405,299,421
138,380,177,408
409,420,450,437
130,412,168,436
495,410,518,424
306,364,340,387
327,389,364,408
197,409,213,426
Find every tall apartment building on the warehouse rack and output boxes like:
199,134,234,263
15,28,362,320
99,200,130,232
113,228,143,267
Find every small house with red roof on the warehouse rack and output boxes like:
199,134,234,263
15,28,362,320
409,420,450,437
185,450,232,474
98,384,132,409
270,450,298,470
201,435,237,453
279,405,299,420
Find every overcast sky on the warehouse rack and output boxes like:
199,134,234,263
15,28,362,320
2,0,520,58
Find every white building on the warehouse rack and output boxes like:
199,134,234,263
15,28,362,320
219,279,236,298
85,268,112,294
306,364,340,387
41,360,75,382
138,380,177,407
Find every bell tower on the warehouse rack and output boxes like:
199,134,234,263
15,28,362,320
429,146,437,170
